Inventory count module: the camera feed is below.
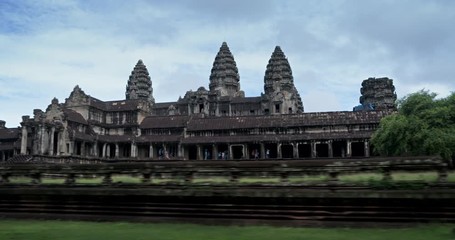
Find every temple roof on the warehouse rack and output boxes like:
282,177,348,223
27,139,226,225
62,108,87,125
186,111,390,131
0,128,20,140
140,115,189,129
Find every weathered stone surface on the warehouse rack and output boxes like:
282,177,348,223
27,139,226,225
263,46,304,114
359,77,397,110
209,42,242,97
0,43,400,161
126,60,155,104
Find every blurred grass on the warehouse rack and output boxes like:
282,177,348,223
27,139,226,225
0,220,454,240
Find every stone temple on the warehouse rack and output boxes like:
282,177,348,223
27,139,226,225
0,42,397,161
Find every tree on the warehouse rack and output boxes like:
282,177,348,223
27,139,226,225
371,90,455,161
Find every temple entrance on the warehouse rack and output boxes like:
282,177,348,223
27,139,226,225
188,145,197,160
137,144,150,158
264,143,277,159
333,140,346,158
281,144,294,159
351,142,365,157
108,143,116,158
232,145,244,159
52,132,58,155
202,145,213,160
75,141,82,156
166,144,178,159
216,144,228,160
298,143,311,158
98,144,103,157
316,143,329,158
248,143,261,159
119,143,131,157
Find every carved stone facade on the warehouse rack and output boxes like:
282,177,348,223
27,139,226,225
209,42,243,98
0,42,397,162
263,46,304,114
126,59,155,104
359,77,397,110
153,42,303,117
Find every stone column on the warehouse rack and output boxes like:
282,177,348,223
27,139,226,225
277,143,282,159
364,140,370,157
311,141,317,158
196,145,202,160
260,143,265,159
69,141,74,155
346,140,352,158
177,143,185,159
228,144,233,160
115,144,119,158
212,144,218,160
20,126,28,155
106,144,110,158
102,143,107,157
93,142,98,157
49,127,55,156
328,141,333,158
149,144,154,159
131,142,137,158
81,141,86,156
293,143,299,159
243,144,248,160
39,126,46,155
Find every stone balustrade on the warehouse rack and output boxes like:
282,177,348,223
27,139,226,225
0,157,448,186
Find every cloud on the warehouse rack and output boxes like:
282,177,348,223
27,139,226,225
0,0,454,127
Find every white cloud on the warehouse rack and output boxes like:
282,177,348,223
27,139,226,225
0,0,454,127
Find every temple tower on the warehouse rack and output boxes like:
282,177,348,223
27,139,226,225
209,42,243,97
359,77,397,110
263,46,304,114
126,59,155,104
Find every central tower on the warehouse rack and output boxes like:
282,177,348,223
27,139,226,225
209,42,243,97
263,46,304,114
126,59,155,104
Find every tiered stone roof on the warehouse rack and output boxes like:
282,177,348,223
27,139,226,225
209,42,241,97
360,77,397,110
264,46,304,112
126,60,155,103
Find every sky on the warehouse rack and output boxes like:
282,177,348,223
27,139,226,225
1,0,454,127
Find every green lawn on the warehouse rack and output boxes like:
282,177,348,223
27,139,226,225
6,172,455,185
0,220,453,240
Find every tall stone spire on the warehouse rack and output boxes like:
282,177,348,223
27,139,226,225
126,59,155,103
209,42,243,97
263,46,303,114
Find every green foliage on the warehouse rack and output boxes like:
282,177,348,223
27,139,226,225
372,90,455,160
